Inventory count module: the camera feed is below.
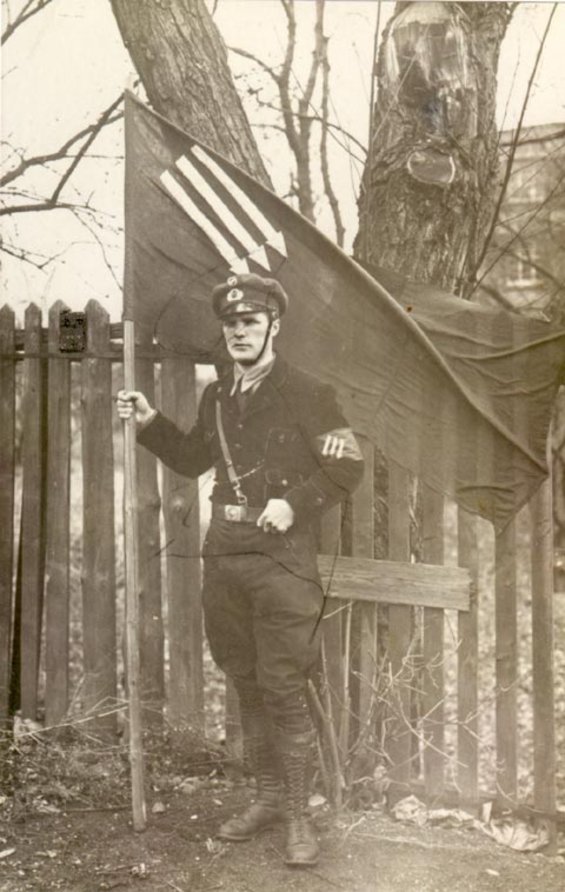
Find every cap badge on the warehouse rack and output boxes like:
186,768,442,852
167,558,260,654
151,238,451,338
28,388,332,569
227,276,238,287
227,288,243,302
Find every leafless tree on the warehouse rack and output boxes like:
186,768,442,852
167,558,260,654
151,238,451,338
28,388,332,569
228,0,346,244
354,1,514,292
1,1,125,274
3,1,562,546
1,0,55,45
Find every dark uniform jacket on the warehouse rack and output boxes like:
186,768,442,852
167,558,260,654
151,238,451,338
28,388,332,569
138,355,364,523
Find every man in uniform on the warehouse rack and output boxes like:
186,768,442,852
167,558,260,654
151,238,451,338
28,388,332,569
117,273,364,867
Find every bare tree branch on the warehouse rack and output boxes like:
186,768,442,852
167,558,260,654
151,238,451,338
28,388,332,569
251,122,291,137
318,21,344,247
240,86,367,160
279,0,292,22
273,0,326,221
470,3,558,281
51,98,122,205
296,114,366,160
1,109,123,187
472,168,565,291
230,0,354,227
301,0,323,112
278,0,302,162
1,0,55,45
500,127,565,149
0,94,123,216
0,199,76,216
291,0,325,220
498,138,565,212
228,45,280,84
234,0,322,221
1,241,50,269
1,237,81,271
70,207,123,291
498,190,565,231
497,238,565,296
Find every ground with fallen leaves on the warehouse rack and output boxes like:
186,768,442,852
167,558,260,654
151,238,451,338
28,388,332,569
1,727,564,892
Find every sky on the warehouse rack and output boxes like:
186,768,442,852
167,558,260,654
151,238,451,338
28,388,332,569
1,0,564,321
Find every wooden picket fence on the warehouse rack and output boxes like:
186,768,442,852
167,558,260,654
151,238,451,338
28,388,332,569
0,300,559,832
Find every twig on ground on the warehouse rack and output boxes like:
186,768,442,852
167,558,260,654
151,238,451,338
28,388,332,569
95,863,133,874
165,881,187,892
65,805,129,813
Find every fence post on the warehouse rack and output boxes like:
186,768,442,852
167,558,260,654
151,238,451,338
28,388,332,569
320,503,344,804
0,306,16,727
494,517,518,806
530,475,556,848
135,328,164,724
161,354,203,738
386,460,413,799
44,302,71,726
457,509,479,808
81,300,117,736
20,304,47,720
494,313,519,806
351,438,376,751
422,485,445,800
456,310,480,808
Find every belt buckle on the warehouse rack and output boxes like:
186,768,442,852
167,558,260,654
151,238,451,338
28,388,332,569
225,504,246,522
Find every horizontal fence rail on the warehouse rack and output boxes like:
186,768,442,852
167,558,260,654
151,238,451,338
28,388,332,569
0,300,559,835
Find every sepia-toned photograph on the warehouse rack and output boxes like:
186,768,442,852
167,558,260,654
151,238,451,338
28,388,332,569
1,1,564,889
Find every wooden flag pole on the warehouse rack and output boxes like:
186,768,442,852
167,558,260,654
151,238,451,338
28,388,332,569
122,318,146,832
122,81,146,831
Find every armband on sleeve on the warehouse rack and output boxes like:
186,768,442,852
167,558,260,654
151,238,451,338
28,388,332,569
316,427,364,462
285,424,364,520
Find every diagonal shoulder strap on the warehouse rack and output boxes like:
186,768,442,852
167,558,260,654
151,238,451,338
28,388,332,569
215,399,247,505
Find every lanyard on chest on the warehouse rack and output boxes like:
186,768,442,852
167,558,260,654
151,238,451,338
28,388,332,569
215,399,248,506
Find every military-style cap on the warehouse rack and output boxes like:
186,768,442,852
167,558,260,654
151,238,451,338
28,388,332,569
212,273,289,319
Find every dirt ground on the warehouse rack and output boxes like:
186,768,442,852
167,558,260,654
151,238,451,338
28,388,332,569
1,778,564,892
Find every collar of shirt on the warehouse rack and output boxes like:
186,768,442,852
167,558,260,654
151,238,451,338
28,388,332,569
230,354,276,396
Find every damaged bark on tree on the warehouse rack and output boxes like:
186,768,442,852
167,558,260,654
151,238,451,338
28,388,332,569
355,1,512,295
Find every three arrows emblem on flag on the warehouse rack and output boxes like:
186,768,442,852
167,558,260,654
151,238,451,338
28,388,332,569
160,145,287,275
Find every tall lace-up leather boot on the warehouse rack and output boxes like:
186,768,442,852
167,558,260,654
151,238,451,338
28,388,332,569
277,730,319,867
217,714,282,841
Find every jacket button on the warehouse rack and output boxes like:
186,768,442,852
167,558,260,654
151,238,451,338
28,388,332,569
282,479,288,486
235,443,242,449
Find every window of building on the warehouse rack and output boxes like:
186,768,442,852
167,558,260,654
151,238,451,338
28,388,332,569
511,249,542,287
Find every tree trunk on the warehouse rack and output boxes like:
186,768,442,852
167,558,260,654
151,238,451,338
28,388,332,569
110,0,270,186
354,1,512,294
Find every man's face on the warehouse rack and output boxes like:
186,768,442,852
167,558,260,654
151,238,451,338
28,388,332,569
222,311,279,364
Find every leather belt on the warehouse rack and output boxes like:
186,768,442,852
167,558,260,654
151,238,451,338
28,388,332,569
212,503,264,523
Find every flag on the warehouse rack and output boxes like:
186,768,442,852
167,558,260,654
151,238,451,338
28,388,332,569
123,92,565,532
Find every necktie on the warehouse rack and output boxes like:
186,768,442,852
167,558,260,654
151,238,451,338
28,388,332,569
234,377,248,414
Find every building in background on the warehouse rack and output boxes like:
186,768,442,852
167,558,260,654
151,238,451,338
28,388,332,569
478,122,565,324
479,121,565,588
